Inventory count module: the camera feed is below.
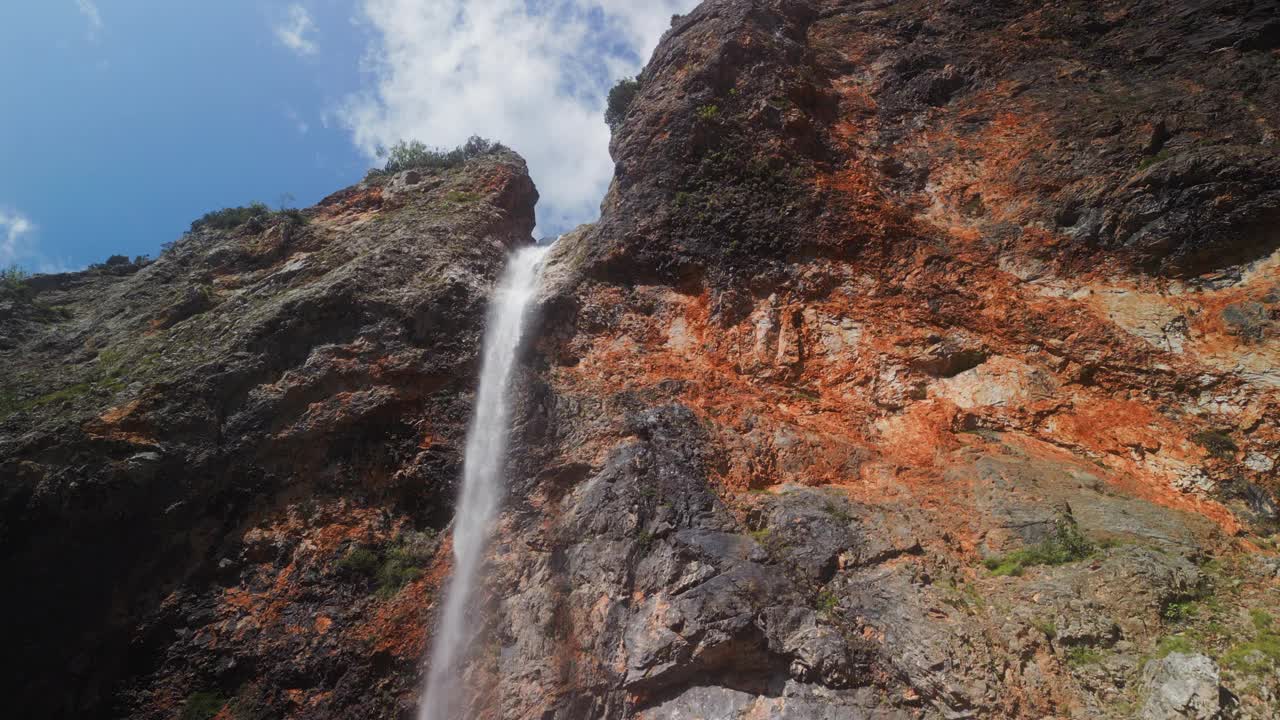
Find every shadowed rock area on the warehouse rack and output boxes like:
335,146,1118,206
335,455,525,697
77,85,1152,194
0,149,537,718
3,1,1280,719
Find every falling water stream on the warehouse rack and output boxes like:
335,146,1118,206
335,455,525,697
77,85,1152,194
419,243,551,720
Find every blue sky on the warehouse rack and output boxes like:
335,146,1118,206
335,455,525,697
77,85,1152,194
0,1,697,273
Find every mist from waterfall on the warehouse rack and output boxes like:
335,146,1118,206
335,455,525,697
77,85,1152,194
419,243,551,720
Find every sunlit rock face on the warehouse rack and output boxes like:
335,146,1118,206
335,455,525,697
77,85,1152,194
3,1,1280,719
513,0,1280,717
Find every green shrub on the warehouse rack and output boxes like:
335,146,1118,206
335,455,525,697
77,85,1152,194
337,546,379,576
1,263,29,289
1031,617,1058,639
190,202,271,233
1,264,32,303
375,545,424,598
696,104,720,121
1162,600,1197,624
338,543,425,599
816,590,839,614
1138,148,1172,170
605,77,641,130
180,691,227,720
377,136,504,175
1066,646,1103,666
984,519,1096,577
1191,430,1237,459
279,208,307,225
188,200,308,234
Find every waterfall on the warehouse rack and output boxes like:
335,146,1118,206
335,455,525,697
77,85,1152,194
419,243,550,720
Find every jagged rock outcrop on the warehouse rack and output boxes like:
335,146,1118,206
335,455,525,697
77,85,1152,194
3,1,1280,719
0,150,536,719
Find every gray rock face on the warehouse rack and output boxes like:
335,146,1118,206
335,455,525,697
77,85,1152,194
1140,653,1221,720
480,352,1253,719
637,683,911,720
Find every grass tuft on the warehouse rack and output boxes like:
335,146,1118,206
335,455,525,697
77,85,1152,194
1031,616,1058,640
816,590,839,615
1066,646,1105,667
1222,610,1280,676
337,547,379,576
1138,148,1172,170
984,519,1095,577
1153,634,1195,659
179,691,227,720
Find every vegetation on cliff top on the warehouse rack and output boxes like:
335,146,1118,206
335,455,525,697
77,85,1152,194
1,263,71,319
189,202,273,233
1,263,30,298
184,202,307,242
368,135,507,179
187,136,508,239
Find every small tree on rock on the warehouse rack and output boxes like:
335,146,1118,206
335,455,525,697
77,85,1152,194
605,77,641,131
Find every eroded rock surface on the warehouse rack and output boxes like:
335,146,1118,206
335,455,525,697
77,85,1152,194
507,0,1280,717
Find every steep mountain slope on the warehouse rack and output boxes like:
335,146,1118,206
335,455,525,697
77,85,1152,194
2,1,1279,719
514,0,1280,717
0,151,537,718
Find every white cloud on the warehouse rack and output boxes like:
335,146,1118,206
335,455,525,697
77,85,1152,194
76,0,103,38
0,210,80,274
275,4,319,57
341,0,699,235
0,209,36,267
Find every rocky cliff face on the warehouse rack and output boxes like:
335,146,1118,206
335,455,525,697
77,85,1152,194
3,1,1280,719
0,151,537,718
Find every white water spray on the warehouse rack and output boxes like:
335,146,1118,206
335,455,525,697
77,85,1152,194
420,243,550,720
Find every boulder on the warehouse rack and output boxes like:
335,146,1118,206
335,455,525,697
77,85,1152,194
1140,653,1221,720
